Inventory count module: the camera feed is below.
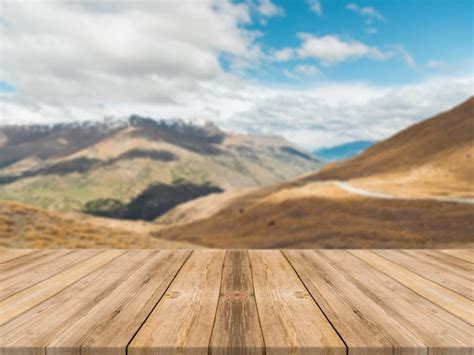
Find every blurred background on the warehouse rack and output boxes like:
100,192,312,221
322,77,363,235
0,0,472,248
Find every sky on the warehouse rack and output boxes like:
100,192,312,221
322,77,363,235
0,0,472,149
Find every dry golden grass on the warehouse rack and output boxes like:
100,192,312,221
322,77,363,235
155,97,474,249
312,97,474,198
0,201,200,249
155,184,474,248
0,123,321,212
2,99,472,250
156,188,255,226
350,143,474,198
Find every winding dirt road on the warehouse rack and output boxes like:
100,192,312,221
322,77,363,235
334,181,474,205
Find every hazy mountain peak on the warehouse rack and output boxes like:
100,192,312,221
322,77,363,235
314,140,375,162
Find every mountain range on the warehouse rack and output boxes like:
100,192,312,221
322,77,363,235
314,97,474,198
1,98,472,248
314,140,375,161
153,97,474,248
0,116,321,217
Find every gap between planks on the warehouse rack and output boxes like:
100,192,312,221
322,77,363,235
281,250,350,353
350,250,474,325
124,250,194,355
1,249,472,355
127,249,348,354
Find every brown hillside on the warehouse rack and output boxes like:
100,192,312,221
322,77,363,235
0,201,199,249
155,184,474,248
314,97,474,182
0,117,321,212
155,99,474,248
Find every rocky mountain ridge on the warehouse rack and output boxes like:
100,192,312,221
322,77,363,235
0,115,322,214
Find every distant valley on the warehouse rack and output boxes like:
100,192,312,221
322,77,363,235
314,140,375,161
0,116,321,217
314,97,474,199
153,97,474,248
1,98,473,249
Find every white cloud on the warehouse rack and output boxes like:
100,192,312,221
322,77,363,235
0,0,260,108
427,60,452,71
272,34,414,67
274,47,295,61
283,69,298,79
295,64,320,76
283,64,320,79
297,33,392,65
346,3,385,24
307,0,323,15
365,27,378,34
0,1,471,151
3,75,471,150
385,45,415,67
256,0,285,17
219,76,472,149
346,3,385,34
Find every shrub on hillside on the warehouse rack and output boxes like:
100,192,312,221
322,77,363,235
83,198,127,219
83,182,223,221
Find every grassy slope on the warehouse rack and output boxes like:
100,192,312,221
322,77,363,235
0,201,199,248
154,181,474,248
311,97,474,196
154,98,474,248
0,133,321,211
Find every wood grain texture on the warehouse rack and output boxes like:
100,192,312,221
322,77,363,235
0,250,71,281
374,250,474,300
249,250,345,355
0,249,34,263
0,249,473,355
0,249,101,300
351,250,474,325
324,250,473,354
224,249,251,267
0,250,150,355
0,249,123,326
415,250,474,276
439,249,473,263
210,251,264,355
46,250,191,355
0,249,56,273
128,250,226,355
284,250,427,355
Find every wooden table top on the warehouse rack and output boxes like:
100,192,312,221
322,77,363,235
0,249,472,354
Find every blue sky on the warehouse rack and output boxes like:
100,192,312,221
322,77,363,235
0,0,472,148
243,0,472,85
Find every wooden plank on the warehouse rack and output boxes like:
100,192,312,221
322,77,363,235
0,249,57,272
0,249,35,264
351,250,474,324
224,249,251,267
46,250,191,355
439,249,473,263
210,250,264,355
415,250,474,275
0,249,72,282
0,250,72,281
0,250,155,355
1,249,473,355
406,250,473,278
249,250,345,355
0,249,123,325
0,249,102,300
374,250,474,300
284,250,427,355
323,250,473,354
128,250,225,355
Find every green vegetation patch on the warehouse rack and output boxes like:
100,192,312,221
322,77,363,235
83,181,223,221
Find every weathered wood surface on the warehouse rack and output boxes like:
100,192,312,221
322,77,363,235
0,249,472,355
